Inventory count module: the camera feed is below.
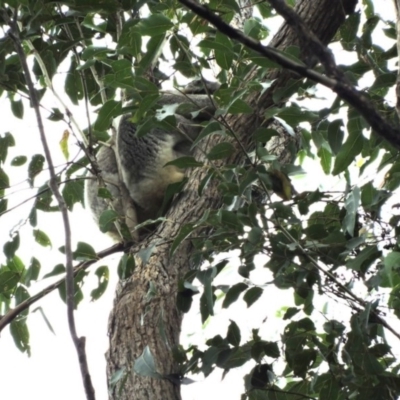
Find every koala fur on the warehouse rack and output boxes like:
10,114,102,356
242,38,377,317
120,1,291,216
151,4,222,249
86,83,218,240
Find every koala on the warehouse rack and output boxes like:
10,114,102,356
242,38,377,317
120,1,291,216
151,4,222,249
86,80,219,241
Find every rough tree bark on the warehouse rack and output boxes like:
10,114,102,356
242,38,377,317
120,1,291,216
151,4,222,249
106,1,358,399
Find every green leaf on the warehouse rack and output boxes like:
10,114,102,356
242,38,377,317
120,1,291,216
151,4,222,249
59,242,96,261
340,12,360,48
215,31,234,70
219,210,243,231
369,343,391,358
43,264,65,279
10,320,30,355
82,14,107,33
73,242,97,261
81,46,110,60
0,271,20,293
28,154,45,187
198,267,216,322
99,209,119,233
277,104,317,126
0,132,15,163
227,320,241,347
137,14,173,36
370,73,396,96
243,287,263,307
11,155,27,166
222,282,248,308
226,99,253,114
10,98,24,119
104,59,136,90
90,266,109,300
207,142,235,160
250,365,275,390
125,27,141,57
0,168,10,193
65,58,83,105
362,352,384,374
97,187,113,200
193,121,224,147
139,34,167,73
117,254,135,280
24,257,41,287
198,39,235,52
33,229,52,248
283,307,300,320
62,180,84,211
332,129,363,175
291,349,317,377
94,100,122,131
0,199,8,215
48,108,64,121
3,232,20,259
389,285,400,318
383,252,400,287
216,346,251,369
253,128,278,143
319,375,341,400
164,156,203,168
176,284,196,313
317,145,332,174
133,346,162,378
263,342,280,358
327,119,344,155
15,286,30,316
347,245,381,273
8,255,25,272
323,320,345,336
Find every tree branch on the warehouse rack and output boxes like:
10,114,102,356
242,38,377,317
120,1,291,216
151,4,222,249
178,0,400,149
0,242,125,332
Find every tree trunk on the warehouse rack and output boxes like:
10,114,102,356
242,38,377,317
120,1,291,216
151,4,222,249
106,1,358,399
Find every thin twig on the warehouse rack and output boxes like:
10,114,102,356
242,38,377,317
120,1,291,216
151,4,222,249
0,242,125,332
5,13,96,400
0,177,90,217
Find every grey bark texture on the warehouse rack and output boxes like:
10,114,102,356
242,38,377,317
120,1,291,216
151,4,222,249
106,1,358,399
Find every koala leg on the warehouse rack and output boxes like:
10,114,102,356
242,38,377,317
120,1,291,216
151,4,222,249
86,143,139,241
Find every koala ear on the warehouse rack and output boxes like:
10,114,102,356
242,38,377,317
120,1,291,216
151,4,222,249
182,78,220,94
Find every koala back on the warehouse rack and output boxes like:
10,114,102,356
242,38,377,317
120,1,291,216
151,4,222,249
117,114,200,219
86,82,218,240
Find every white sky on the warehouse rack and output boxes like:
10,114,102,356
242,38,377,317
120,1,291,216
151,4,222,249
0,1,399,400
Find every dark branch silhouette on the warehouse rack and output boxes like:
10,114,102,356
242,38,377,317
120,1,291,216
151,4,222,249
178,0,400,149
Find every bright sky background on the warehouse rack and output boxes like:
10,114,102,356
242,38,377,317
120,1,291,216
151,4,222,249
0,1,398,400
